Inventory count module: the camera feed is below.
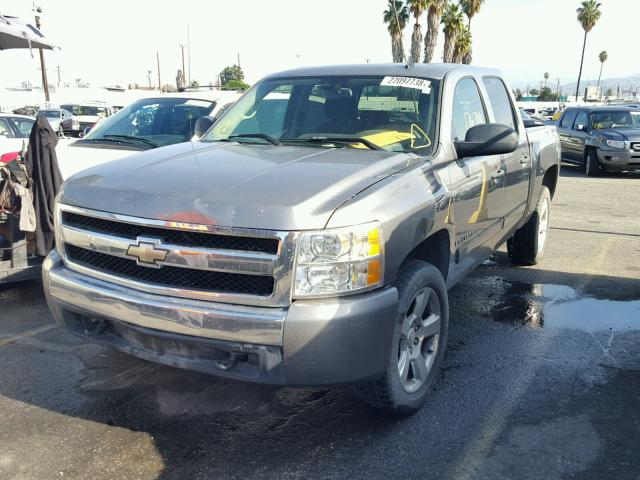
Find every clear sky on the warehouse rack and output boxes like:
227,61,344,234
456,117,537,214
1,0,637,90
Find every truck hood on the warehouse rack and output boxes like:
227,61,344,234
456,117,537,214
605,129,640,142
56,140,140,180
60,141,420,230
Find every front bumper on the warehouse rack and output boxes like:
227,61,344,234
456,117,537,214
597,148,640,171
43,250,398,385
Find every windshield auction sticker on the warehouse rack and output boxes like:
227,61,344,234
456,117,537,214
380,76,431,93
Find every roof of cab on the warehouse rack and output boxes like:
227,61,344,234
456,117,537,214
263,63,501,81
568,105,639,112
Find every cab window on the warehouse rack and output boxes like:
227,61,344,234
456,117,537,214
483,77,517,131
451,78,487,141
574,111,588,130
560,109,578,129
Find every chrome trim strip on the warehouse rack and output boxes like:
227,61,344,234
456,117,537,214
61,225,277,275
57,204,297,307
45,256,286,346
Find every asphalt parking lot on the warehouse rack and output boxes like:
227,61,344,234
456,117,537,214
0,165,638,480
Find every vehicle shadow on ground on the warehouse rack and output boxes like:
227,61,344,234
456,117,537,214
560,162,640,179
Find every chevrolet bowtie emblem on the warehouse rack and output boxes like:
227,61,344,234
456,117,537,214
126,240,169,267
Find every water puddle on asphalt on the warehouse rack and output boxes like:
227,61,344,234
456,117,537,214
479,281,640,332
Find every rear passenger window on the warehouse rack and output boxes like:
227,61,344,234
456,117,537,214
483,77,517,131
452,78,487,141
574,111,588,130
560,110,578,129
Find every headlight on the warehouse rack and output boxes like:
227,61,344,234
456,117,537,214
293,222,383,298
605,139,627,149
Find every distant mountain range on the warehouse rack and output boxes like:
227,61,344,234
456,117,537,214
561,73,640,94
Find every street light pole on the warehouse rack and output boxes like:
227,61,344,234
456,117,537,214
187,25,191,86
33,6,50,102
156,51,161,90
179,44,186,87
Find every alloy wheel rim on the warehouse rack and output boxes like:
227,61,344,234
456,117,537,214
397,287,441,393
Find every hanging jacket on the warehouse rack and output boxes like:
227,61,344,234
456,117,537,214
25,116,62,256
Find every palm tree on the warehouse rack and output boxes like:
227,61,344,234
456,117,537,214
441,3,464,63
597,50,608,89
423,0,447,63
575,0,602,100
407,0,429,64
459,0,484,63
544,72,550,88
453,26,472,64
383,0,409,63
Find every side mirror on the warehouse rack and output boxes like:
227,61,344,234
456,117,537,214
454,123,519,159
194,116,215,138
523,118,545,128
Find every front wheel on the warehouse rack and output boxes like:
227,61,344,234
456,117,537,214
354,260,449,416
585,149,600,176
508,186,551,265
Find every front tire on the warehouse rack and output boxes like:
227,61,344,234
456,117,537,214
585,149,600,176
508,186,551,265
355,260,449,416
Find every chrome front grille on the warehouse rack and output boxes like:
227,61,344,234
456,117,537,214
57,205,297,307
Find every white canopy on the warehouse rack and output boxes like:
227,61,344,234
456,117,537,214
0,15,56,51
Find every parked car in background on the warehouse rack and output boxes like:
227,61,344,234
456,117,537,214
0,113,34,156
61,101,113,137
56,91,241,179
44,64,561,415
37,108,73,136
556,106,640,175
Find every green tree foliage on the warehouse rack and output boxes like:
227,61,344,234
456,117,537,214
514,89,523,101
220,65,246,86
441,3,464,63
222,79,250,91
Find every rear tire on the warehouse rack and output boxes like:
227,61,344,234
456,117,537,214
508,186,551,265
585,149,600,176
354,260,449,416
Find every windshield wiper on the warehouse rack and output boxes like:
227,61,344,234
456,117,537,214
101,134,158,148
281,136,384,151
228,133,281,146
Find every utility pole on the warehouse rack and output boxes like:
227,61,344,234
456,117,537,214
237,51,241,68
56,65,61,88
33,5,50,102
179,44,186,87
187,25,191,86
147,70,152,89
156,51,161,90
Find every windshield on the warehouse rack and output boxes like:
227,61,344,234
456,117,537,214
83,97,215,147
591,111,640,129
204,75,440,154
38,110,60,119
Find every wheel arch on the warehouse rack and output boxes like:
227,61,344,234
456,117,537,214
401,229,451,283
542,164,559,199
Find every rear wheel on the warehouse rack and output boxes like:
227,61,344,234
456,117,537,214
355,260,449,416
508,186,551,265
585,149,600,176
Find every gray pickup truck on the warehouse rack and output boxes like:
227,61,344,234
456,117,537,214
43,64,560,414
557,106,640,175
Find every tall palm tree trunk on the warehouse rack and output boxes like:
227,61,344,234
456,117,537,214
392,33,405,62
443,32,457,63
423,7,439,63
463,18,472,64
410,24,422,63
596,62,604,89
575,30,588,100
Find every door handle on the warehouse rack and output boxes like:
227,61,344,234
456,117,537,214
491,169,505,182
520,155,529,165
